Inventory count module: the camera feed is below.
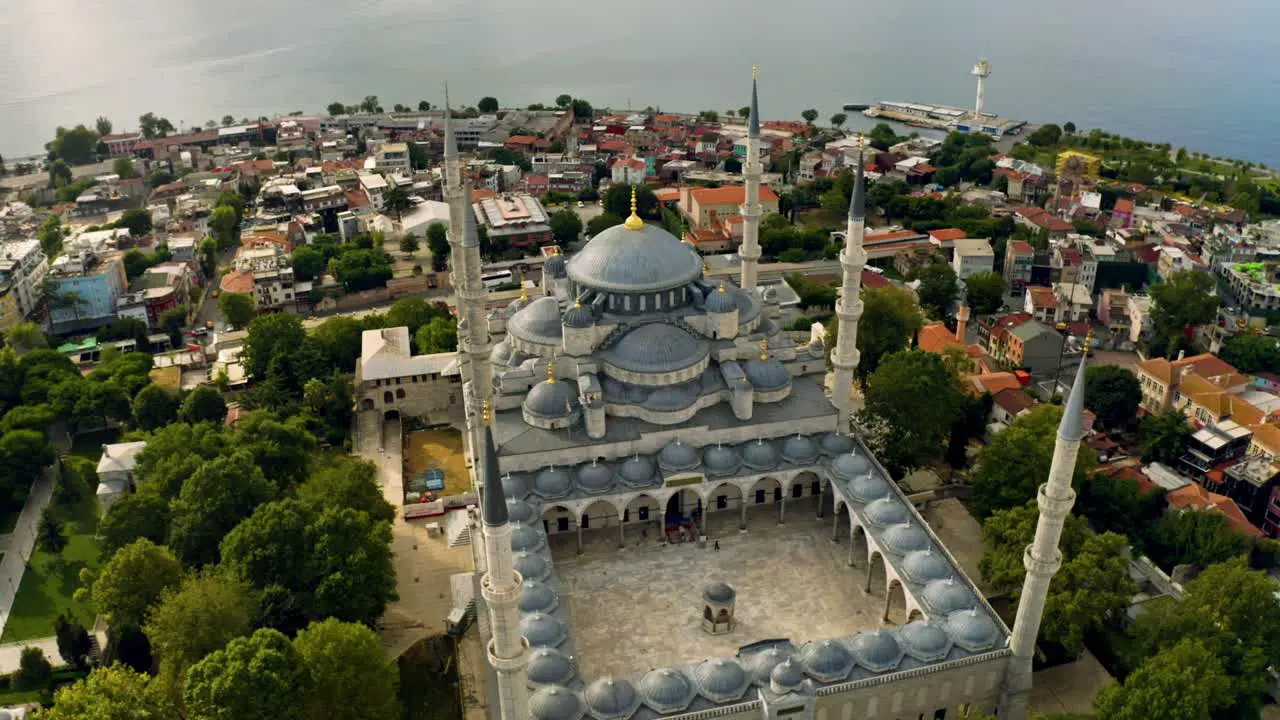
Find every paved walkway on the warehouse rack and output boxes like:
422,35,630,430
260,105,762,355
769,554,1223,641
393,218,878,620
0,636,59,672
0,469,55,638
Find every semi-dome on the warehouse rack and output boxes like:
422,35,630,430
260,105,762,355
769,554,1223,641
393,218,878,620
657,439,699,472
705,285,738,313
533,466,573,499
530,686,585,720
644,386,696,411
946,608,1001,652
799,640,855,683
525,378,581,420
562,302,595,328
506,499,535,524
741,439,780,470
544,254,568,279
693,658,750,704
831,451,871,481
899,621,953,662
819,433,856,456
770,658,805,692
847,473,891,503
701,444,742,476
899,549,953,585
519,580,559,614
880,522,930,556
521,612,568,648
744,357,790,391
584,677,641,720
603,324,709,375
618,455,657,488
502,473,528,500
567,222,702,293
780,434,819,464
491,340,515,365
638,668,696,714
920,578,977,615
576,461,614,494
511,523,545,552
849,629,904,673
862,497,910,527
514,552,551,582
703,582,736,604
746,646,792,686
508,296,564,343
527,647,575,686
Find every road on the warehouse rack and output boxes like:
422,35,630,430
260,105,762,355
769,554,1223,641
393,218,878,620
0,468,54,640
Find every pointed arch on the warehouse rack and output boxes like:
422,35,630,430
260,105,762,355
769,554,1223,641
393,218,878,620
850,524,868,567
833,501,850,542
884,578,908,623
865,550,886,595
621,493,661,545
704,482,744,536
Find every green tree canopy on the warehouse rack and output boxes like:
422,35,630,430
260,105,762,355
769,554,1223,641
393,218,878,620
1139,410,1192,465
399,234,419,254
180,386,228,425
43,663,176,719
1027,123,1063,147
1149,270,1218,357
86,538,183,627
1083,365,1141,430
850,285,924,384
98,490,171,556
134,422,228,499
603,184,659,220
382,186,413,220
244,313,309,380
800,109,818,124
425,222,449,272
37,505,67,555
295,456,395,524
1218,333,1280,374
290,245,325,281
146,568,259,694
415,316,458,354
48,124,101,165
6,320,48,353
384,297,451,337
14,646,53,691
310,316,363,372
1148,509,1250,570
329,247,392,292
549,208,584,245
477,96,499,113
915,263,959,319
219,292,256,329
1094,638,1231,720
857,350,964,474
54,613,93,669
168,451,274,566
184,628,309,720
210,205,238,250
326,102,346,116
586,212,623,236
963,271,1005,315
116,208,153,236
294,619,400,720
969,404,1096,519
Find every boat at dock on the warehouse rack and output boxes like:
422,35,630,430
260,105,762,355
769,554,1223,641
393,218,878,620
842,103,870,112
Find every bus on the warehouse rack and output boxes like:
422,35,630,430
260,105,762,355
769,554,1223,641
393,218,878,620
481,270,513,289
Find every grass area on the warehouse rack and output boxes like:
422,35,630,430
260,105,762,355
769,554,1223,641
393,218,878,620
0,668,91,708
68,428,121,462
0,507,18,535
0,494,101,643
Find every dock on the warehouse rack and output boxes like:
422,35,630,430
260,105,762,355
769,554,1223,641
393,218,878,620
864,100,1025,138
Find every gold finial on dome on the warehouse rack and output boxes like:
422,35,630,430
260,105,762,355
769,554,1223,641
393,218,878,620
574,295,583,308
482,398,490,425
718,282,726,293
1083,329,1095,353
760,337,769,361
520,284,528,302
623,186,644,230
547,358,556,384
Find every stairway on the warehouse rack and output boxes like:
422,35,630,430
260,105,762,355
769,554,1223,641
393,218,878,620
446,509,474,548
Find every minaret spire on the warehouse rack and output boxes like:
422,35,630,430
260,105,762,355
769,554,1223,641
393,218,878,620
477,403,530,720
1000,332,1092,719
829,138,867,432
739,64,763,295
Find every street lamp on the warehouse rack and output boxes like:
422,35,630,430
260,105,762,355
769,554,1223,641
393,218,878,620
1052,321,1070,398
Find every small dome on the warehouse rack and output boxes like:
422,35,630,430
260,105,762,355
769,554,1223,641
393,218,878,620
618,455,657,488
780,434,819,464
514,552,551,582
830,451,871,481
530,686,584,720
506,499,535,524
508,296,564,343
702,582,736,604
920,578,977,615
799,640,855,683
533,466,573,499
819,433,855,456
502,473,529,500
744,358,791,391
693,658,750,704
511,523,545,552
525,379,581,420
519,580,559,614
576,462,614,494
584,677,640,719
741,439,780,470
490,340,515,365
705,286,738,313
849,629,904,673
746,646,792,686
657,439,699,472
880,522,930,556
899,549,953,585
762,286,779,303
701,445,742,476
544,254,567,279
847,473,890,503
527,647,575,686
639,668,696,714
562,303,595,328
770,658,805,691
899,621,952,662
862,498,910,527
521,612,567,648
946,608,1001,652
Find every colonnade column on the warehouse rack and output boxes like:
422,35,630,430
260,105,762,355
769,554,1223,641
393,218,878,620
658,508,666,543
739,499,748,531
576,522,583,554
778,493,786,525
816,483,826,519
618,518,625,549
848,538,857,567
831,510,841,541
864,560,875,593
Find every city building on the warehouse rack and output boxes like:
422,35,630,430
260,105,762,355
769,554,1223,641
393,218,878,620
678,185,779,231
1218,261,1280,313
1135,353,1238,415
1024,286,1060,324
474,194,553,249
1126,294,1153,344
373,141,411,175
0,238,49,320
1156,247,1194,281
96,441,147,514
47,244,127,332
1052,283,1092,322
354,326,463,424
360,173,390,211
1178,420,1252,480
982,314,1064,375
1002,240,1034,291
611,158,648,185
1095,289,1129,335
952,239,994,281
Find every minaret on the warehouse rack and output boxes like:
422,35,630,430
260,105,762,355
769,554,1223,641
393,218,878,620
739,65,763,295
828,141,867,433
478,404,530,720
999,333,1091,720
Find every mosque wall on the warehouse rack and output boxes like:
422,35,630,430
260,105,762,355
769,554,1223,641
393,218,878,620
811,652,1008,720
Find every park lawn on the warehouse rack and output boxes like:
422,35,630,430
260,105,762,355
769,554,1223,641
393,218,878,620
0,494,101,643
68,428,121,462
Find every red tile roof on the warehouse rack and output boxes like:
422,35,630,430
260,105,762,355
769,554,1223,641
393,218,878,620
861,269,889,288
689,185,779,206
993,387,1037,416
1009,241,1035,255
928,228,967,242
1027,286,1059,309
1114,198,1134,213
220,270,254,294
1167,484,1263,537
918,323,962,354
865,230,927,244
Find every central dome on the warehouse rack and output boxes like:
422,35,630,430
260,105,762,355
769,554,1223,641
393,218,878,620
567,222,702,293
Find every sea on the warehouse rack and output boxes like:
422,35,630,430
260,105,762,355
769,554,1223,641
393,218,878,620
3,0,1280,165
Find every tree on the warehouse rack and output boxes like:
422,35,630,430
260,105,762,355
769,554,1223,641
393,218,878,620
168,451,274,566
1218,334,1280,374
289,244,324,282
38,213,65,259
1149,269,1218,357
417,100,431,112
296,457,395,524
210,205,239,251
111,156,138,179
586,212,623,236
43,663,176,719
426,222,450,272
415,316,458,354
399,234,419,254
915,263,959,319
477,96,499,113
131,384,177,432
329,248,392,292
963,271,1005,314
179,385,227,425
603,183,659,220
94,116,114,136
1062,121,1077,134
549,208,583,245
310,316,363,372
1028,123,1063,147
245,313,309,380
219,292,256,330
86,538,183,627
98,491,170,556
38,505,67,555
122,249,154,280
116,208,153,236
326,102,346,116
867,123,899,151
146,568,258,693
384,297,450,336
1139,410,1192,464
1149,509,1250,570
801,109,819,125
1083,365,1141,430
382,186,413,220
6,321,47,353
1094,639,1230,720
54,613,93,670
294,619,399,720
555,94,573,108
14,646,53,691
198,236,218,278
48,124,101,165
48,158,73,187
184,628,309,720
829,113,847,129
571,99,593,119
969,405,1096,519
857,350,964,473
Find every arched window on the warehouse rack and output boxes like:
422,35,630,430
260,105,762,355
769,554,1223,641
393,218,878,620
396,388,406,399
383,391,393,403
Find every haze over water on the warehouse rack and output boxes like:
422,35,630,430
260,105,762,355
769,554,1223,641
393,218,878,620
3,0,1279,165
